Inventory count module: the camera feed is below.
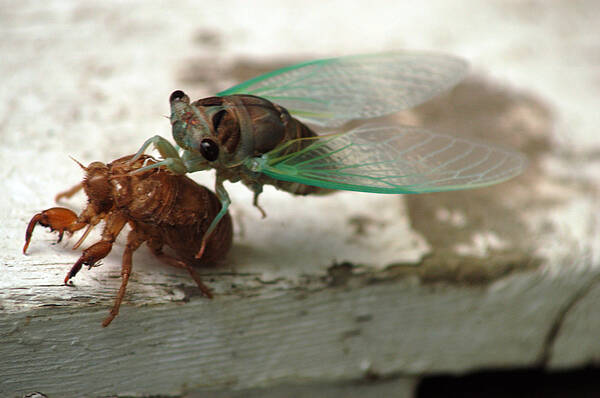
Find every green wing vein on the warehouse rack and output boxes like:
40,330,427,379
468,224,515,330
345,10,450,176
259,123,526,194
218,52,468,127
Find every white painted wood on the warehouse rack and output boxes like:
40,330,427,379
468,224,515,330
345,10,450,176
2,1,600,397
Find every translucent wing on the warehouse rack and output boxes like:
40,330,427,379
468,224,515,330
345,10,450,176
256,123,527,194
218,52,468,127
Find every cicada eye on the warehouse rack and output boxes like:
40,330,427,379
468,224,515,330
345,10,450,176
169,90,189,104
199,139,219,162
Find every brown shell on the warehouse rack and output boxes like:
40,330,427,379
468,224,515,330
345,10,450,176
106,154,233,264
23,154,234,326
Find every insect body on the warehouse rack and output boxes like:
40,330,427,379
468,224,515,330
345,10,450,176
173,93,325,200
131,52,527,256
23,154,233,327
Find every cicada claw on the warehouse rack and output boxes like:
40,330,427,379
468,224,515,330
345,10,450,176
23,208,86,254
64,241,113,284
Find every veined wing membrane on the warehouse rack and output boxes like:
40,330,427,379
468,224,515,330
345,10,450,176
218,52,468,128
259,123,527,193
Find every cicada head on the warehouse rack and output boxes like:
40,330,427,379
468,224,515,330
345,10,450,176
82,161,114,213
170,90,237,169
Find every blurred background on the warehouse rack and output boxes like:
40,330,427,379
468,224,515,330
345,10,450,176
2,1,599,397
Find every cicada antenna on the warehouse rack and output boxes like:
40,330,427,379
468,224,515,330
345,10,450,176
69,155,87,171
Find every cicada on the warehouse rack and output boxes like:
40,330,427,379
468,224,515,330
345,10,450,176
131,52,526,257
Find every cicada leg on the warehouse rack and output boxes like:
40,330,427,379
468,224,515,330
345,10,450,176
148,242,213,299
23,208,88,254
252,185,267,219
195,177,231,260
128,135,188,175
64,240,113,284
55,183,84,202
102,228,145,327
65,211,128,285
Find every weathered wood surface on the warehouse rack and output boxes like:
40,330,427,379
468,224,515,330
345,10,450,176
2,2,599,397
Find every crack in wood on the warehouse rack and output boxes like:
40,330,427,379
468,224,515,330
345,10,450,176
538,271,600,367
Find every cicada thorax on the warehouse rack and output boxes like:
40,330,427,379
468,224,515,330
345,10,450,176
192,94,326,195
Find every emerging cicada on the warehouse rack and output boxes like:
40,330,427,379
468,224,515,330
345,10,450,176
131,52,526,257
